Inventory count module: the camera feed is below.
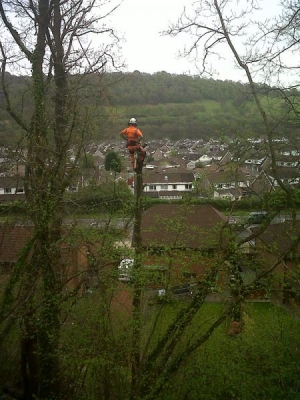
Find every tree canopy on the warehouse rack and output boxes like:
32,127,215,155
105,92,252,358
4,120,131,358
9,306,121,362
104,150,122,172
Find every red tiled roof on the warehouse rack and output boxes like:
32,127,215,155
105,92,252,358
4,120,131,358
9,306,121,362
143,171,194,184
254,221,300,256
141,204,227,249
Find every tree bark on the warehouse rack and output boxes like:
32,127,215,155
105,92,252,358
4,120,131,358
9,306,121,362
130,170,144,399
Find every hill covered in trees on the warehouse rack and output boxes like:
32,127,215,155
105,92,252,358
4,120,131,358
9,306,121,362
1,71,298,145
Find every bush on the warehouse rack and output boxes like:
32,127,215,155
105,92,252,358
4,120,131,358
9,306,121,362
64,181,134,215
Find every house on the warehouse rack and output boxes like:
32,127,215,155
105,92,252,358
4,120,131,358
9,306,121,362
198,154,212,166
248,165,300,197
140,204,229,283
158,158,183,169
241,149,270,175
0,225,90,291
267,167,300,188
200,169,250,200
187,154,212,170
145,158,184,171
151,149,166,161
92,150,105,168
274,144,300,168
227,142,268,176
275,154,300,169
187,160,196,170
0,176,25,195
0,225,32,270
184,153,203,162
215,150,232,166
203,140,222,153
142,170,195,199
0,147,27,177
141,204,228,249
0,176,25,202
249,170,274,197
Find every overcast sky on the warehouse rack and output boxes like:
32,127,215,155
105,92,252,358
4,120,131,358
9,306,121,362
108,0,282,82
110,0,195,75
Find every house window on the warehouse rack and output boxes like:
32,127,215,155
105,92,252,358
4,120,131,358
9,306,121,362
149,185,156,191
173,185,177,189
160,184,168,190
4,188,11,193
16,188,24,193
185,184,192,189
160,195,182,200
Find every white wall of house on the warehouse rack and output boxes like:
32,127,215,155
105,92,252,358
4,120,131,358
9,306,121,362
275,161,298,168
144,182,193,192
213,191,234,200
213,181,248,190
0,186,24,194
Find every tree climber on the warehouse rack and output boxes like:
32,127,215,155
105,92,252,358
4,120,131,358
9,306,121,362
120,117,147,172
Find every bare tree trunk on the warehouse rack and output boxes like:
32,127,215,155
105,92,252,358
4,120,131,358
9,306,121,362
130,170,144,399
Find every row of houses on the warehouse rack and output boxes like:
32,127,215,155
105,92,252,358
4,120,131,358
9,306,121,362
1,137,300,201
1,204,298,304
0,165,298,202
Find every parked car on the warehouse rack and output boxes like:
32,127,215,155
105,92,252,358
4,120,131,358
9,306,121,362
228,216,237,225
247,211,268,224
171,284,193,297
118,258,134,282
118,273,132,282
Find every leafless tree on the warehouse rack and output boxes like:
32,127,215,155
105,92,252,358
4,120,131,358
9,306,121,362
166,0,300,211
117,2,300,398
0,0,122,398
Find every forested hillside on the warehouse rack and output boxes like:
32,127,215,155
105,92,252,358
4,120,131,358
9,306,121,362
1,71,299,145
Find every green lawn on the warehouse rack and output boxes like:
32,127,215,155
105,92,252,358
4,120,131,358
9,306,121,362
159,302,300,400
61,292,300,399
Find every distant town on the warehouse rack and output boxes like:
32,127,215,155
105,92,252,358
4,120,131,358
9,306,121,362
1,135,298,203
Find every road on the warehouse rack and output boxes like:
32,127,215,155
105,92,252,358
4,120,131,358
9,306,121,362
64,217,131,229
229,213,300,226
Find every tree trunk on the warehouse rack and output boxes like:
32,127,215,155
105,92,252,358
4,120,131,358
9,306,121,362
20,314,38,400
130,170,144,399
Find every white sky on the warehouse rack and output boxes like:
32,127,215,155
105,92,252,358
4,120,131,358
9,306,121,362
110,0,195,75
108,0,283,82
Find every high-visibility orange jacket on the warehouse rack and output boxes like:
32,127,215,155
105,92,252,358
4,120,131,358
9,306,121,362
120,125,143,143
